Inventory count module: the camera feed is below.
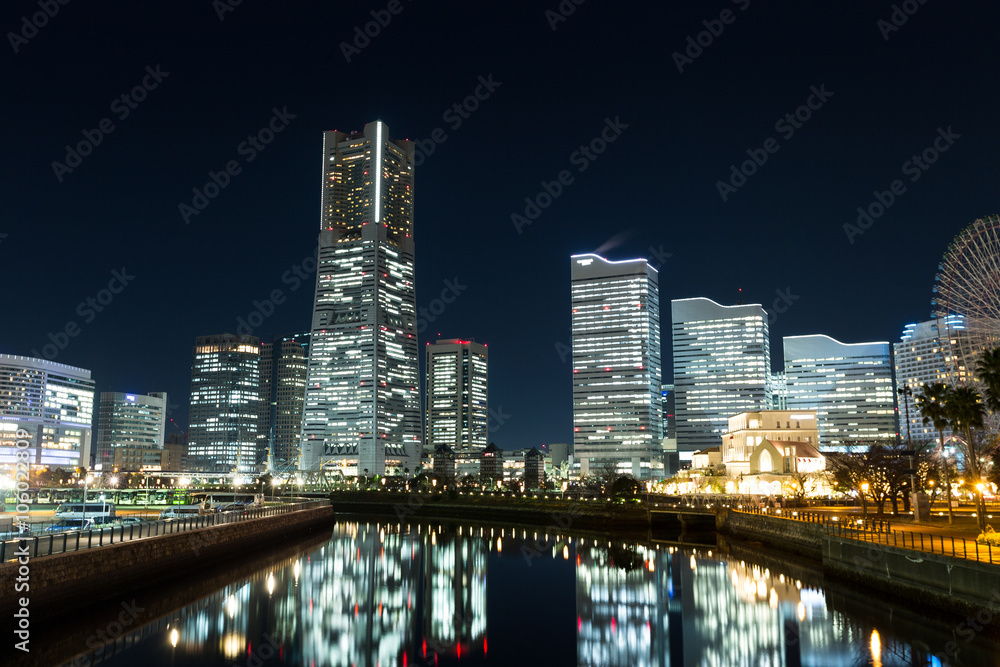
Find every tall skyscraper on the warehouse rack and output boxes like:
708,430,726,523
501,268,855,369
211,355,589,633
301,122,420,476
260,332,310,468
425,339,488,456
188,334,261,475
893,317,962,443
95,391,167,470
783,334,895,451
0,354,95,469
671,298,771,458
571,254,662,479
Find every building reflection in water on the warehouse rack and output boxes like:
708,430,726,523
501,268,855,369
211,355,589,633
67,521,958,667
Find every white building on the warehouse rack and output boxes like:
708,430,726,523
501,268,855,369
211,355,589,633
893,318,962,444
301,122,420,476
783,335,895,452
95,391,167,471
0,354,95,469
719,409,823,477
425,339,488,456
671,297,771,459
571,254,662,479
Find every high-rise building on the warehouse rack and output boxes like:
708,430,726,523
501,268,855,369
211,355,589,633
260,332,310,468
571,254,662,479
425,339,488,456
188,334,261,475
95,391,167,471
301,121,420,476
671,298,771,459
893,317,962,443
0,354,95,469
783,335,895,451
770,371,788,410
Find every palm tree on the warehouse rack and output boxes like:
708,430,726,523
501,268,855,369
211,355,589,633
947,385,987,529
916,383,955,523
976,347,1000,413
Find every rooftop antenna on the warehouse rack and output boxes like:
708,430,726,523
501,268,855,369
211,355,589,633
737,287,744,305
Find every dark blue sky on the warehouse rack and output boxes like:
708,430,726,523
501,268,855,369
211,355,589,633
4,1,999,448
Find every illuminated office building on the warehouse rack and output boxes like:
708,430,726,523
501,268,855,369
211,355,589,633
571,254,662,479
893,317,963,444
188,334,261,475
783,335,895,451
425,339,488,456
260,332,310,467
0,354,95,469
301,121,420,476
94,391,167,471
671,298,771,458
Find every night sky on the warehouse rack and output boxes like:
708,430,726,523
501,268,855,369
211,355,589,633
5,1,999,451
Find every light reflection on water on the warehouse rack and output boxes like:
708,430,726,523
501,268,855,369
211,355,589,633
64,521,967,667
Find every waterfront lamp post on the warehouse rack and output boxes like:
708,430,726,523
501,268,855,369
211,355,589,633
861,482,869,523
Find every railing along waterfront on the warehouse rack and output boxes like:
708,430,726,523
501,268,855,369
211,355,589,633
733,506,1000,565
0,500,329,563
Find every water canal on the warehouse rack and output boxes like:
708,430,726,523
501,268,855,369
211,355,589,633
36,520,1000,666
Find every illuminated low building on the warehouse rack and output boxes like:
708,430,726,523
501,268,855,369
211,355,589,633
0,354,95,469
718,410,826,495
479,442,503,485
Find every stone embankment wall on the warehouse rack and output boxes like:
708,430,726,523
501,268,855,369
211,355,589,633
0,505,335,618
718,507,1000,616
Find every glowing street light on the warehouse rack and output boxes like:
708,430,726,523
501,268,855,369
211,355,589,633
861,482,870,522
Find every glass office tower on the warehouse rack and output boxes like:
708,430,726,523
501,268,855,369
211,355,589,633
571,254,662,479
301,122,420,475
671,298,771,459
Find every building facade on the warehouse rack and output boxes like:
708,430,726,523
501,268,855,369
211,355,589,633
671,298,771,459
260,332,310,468
301,121,421,476
783,335,895,451
893,318,961,444
95,391,167,471
0,354,95,470
571,254,662,479
188,334,261,476
719,409,822,476
425,339,488,457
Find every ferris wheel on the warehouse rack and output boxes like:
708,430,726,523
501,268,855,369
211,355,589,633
933,214,1000,388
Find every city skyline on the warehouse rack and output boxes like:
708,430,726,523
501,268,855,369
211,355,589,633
5,2,1000,453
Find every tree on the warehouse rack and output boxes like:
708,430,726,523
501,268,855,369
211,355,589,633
976,347,1000,413
946,385,990,529
459,474,477,490
915,382,955,523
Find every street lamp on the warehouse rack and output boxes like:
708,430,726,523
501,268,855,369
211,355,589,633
861,482,869,523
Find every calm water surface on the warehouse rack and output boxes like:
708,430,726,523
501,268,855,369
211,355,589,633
54,520,998,667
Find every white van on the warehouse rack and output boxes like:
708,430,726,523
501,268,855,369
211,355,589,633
159,505,208,520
